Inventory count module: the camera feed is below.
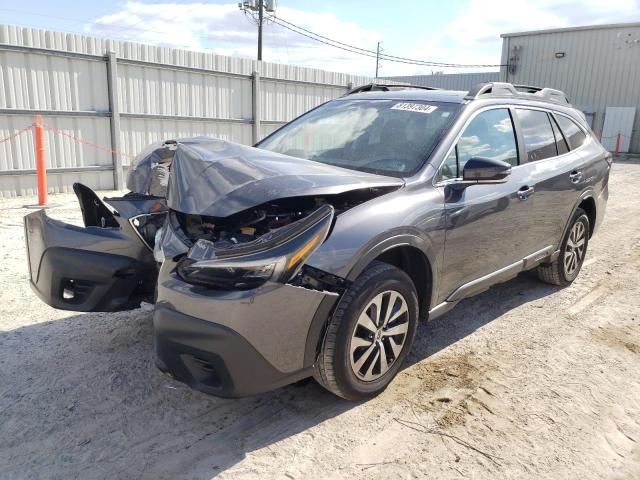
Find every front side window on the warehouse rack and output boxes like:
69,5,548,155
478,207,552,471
515,109,558,162
439,108,518,180
555,114,587,150
258,99,460,176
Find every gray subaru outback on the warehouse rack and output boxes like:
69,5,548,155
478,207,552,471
24,82,610,400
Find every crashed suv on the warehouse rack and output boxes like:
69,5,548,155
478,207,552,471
24,82,610,400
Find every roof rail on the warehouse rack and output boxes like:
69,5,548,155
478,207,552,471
345,83,440,96
513,84,542,93
466,82,570,105
465,82,518,99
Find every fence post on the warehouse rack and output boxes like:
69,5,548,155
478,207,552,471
252,70,261,145
106,50,124,190
34,114,47,205
615,133,621,154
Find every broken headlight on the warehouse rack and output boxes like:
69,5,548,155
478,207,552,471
130,212,168,251
176,204,334,290
153,227,165,263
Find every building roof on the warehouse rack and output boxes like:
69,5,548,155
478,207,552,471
501,21,640,38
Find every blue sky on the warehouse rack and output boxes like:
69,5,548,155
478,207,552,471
1,0,639,76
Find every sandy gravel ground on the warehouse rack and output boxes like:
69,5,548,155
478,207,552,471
1,158,639,480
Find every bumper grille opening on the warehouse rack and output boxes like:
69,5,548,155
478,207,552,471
59,278,92,305
182,355,223,389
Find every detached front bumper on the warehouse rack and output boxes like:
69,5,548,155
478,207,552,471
154,268,339,397
24,209,156,312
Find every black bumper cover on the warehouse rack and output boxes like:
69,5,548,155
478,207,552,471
154,306,313,398
30,246,155,312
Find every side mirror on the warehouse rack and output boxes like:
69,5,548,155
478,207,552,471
462,157,512,183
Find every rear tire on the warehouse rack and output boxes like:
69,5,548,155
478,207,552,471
314,261,419,400
537,208,590,286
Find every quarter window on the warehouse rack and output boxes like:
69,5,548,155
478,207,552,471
555,115,587,150
550,115,570,155
440,108,518,180
515,109,558,162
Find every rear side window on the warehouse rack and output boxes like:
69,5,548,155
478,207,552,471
515,109,557,162
555,115,587,150
439,108,518,180
550,116,570,155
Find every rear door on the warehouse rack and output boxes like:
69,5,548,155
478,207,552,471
437,107,538,303
512,108,589,250
24,183,167,312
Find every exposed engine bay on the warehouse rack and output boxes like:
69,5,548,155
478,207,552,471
172,187,394,251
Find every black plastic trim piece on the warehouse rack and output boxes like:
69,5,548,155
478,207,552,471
345,83,440,96
30,246,156,312
73,182,119,228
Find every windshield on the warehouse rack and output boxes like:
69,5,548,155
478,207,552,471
258,99,460,176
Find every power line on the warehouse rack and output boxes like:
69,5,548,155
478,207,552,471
271,14,504,67
261,17,386,62
268,14,505,68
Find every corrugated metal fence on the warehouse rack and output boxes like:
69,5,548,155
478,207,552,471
0,25,378,198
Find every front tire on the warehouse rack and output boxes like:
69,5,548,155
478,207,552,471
314,261,419,400
537,208,590,286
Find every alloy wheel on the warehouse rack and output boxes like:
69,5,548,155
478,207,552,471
564,220,586,277
349,290,409,382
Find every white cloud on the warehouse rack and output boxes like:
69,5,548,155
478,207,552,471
446,0,640,45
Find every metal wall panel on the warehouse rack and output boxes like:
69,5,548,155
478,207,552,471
0,49,108,111
0,114,112,169
0,169,114,198
117,63,253,119
260,80,345,123
119,117,253,165
500,23,640,152
382,72,500,91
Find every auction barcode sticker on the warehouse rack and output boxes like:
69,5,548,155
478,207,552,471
391,103,437,114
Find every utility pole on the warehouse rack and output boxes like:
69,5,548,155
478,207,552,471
239,0,275,62
257,0,264,61
375,41,382,78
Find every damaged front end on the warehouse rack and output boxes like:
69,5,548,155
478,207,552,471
24,183,167,312
154,137,403,293
161,189,390,293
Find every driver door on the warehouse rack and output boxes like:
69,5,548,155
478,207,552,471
436,107,537,303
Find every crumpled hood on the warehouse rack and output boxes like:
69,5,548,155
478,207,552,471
166,137,404,217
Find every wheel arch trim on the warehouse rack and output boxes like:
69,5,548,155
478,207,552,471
560,189,597,246
303,233,438,367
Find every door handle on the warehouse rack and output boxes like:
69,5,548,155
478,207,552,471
517,185,535,201
569,170,583,184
